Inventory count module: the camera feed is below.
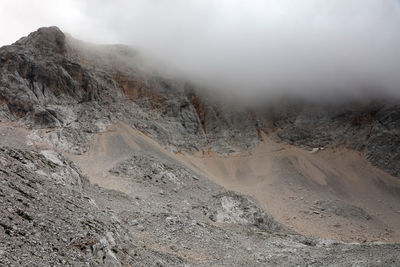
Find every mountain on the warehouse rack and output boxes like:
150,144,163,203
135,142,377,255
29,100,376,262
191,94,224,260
0,26,399,266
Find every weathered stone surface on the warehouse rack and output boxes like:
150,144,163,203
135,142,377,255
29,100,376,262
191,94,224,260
1,26,400,172
0,146,189,266
1,26,400,266
269,102,400,177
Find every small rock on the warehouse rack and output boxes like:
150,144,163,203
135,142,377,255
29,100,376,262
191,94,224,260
40,150,64,166
106,232,116,247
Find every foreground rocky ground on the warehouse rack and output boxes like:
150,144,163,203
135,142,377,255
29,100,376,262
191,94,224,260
1,27,400,266
1,144,400,266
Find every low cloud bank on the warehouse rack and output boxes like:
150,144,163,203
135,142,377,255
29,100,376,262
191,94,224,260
2,0,400,101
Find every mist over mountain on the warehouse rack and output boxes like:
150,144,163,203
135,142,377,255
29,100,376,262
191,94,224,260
2,0,400,102
1,2,400,266
0,14,400,266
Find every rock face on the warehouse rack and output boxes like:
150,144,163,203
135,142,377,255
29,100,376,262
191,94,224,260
0,147,188,266
1,27,400,266
0,27,119,128
270,102,400,178
1,27,400,176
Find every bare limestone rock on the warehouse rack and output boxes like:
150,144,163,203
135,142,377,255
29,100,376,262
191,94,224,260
1,27,400,266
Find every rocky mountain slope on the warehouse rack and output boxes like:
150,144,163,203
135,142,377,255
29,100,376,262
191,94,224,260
1,27,400,266
2,27,400,176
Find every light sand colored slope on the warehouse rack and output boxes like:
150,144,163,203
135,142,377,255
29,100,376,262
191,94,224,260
68,122,177,193
0,122,31,149
69,122,400,243
178,135,400,243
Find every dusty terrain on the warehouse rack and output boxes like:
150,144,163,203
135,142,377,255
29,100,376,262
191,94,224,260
67,122,400,244
1,27,400,266
180,135,400,243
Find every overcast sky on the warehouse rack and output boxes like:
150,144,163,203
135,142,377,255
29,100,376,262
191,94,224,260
1,0,400,101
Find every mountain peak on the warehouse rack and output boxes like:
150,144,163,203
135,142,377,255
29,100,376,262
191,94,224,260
14,26,66,54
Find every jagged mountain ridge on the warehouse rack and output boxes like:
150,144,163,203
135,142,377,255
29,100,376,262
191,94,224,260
1,27,399,177
1,27,400,266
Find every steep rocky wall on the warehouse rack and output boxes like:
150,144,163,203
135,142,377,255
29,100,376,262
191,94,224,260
269,101,400,178
1,27,399,178
0,146,190,266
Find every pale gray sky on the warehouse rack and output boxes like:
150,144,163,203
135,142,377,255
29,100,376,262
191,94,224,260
1,0,400,100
